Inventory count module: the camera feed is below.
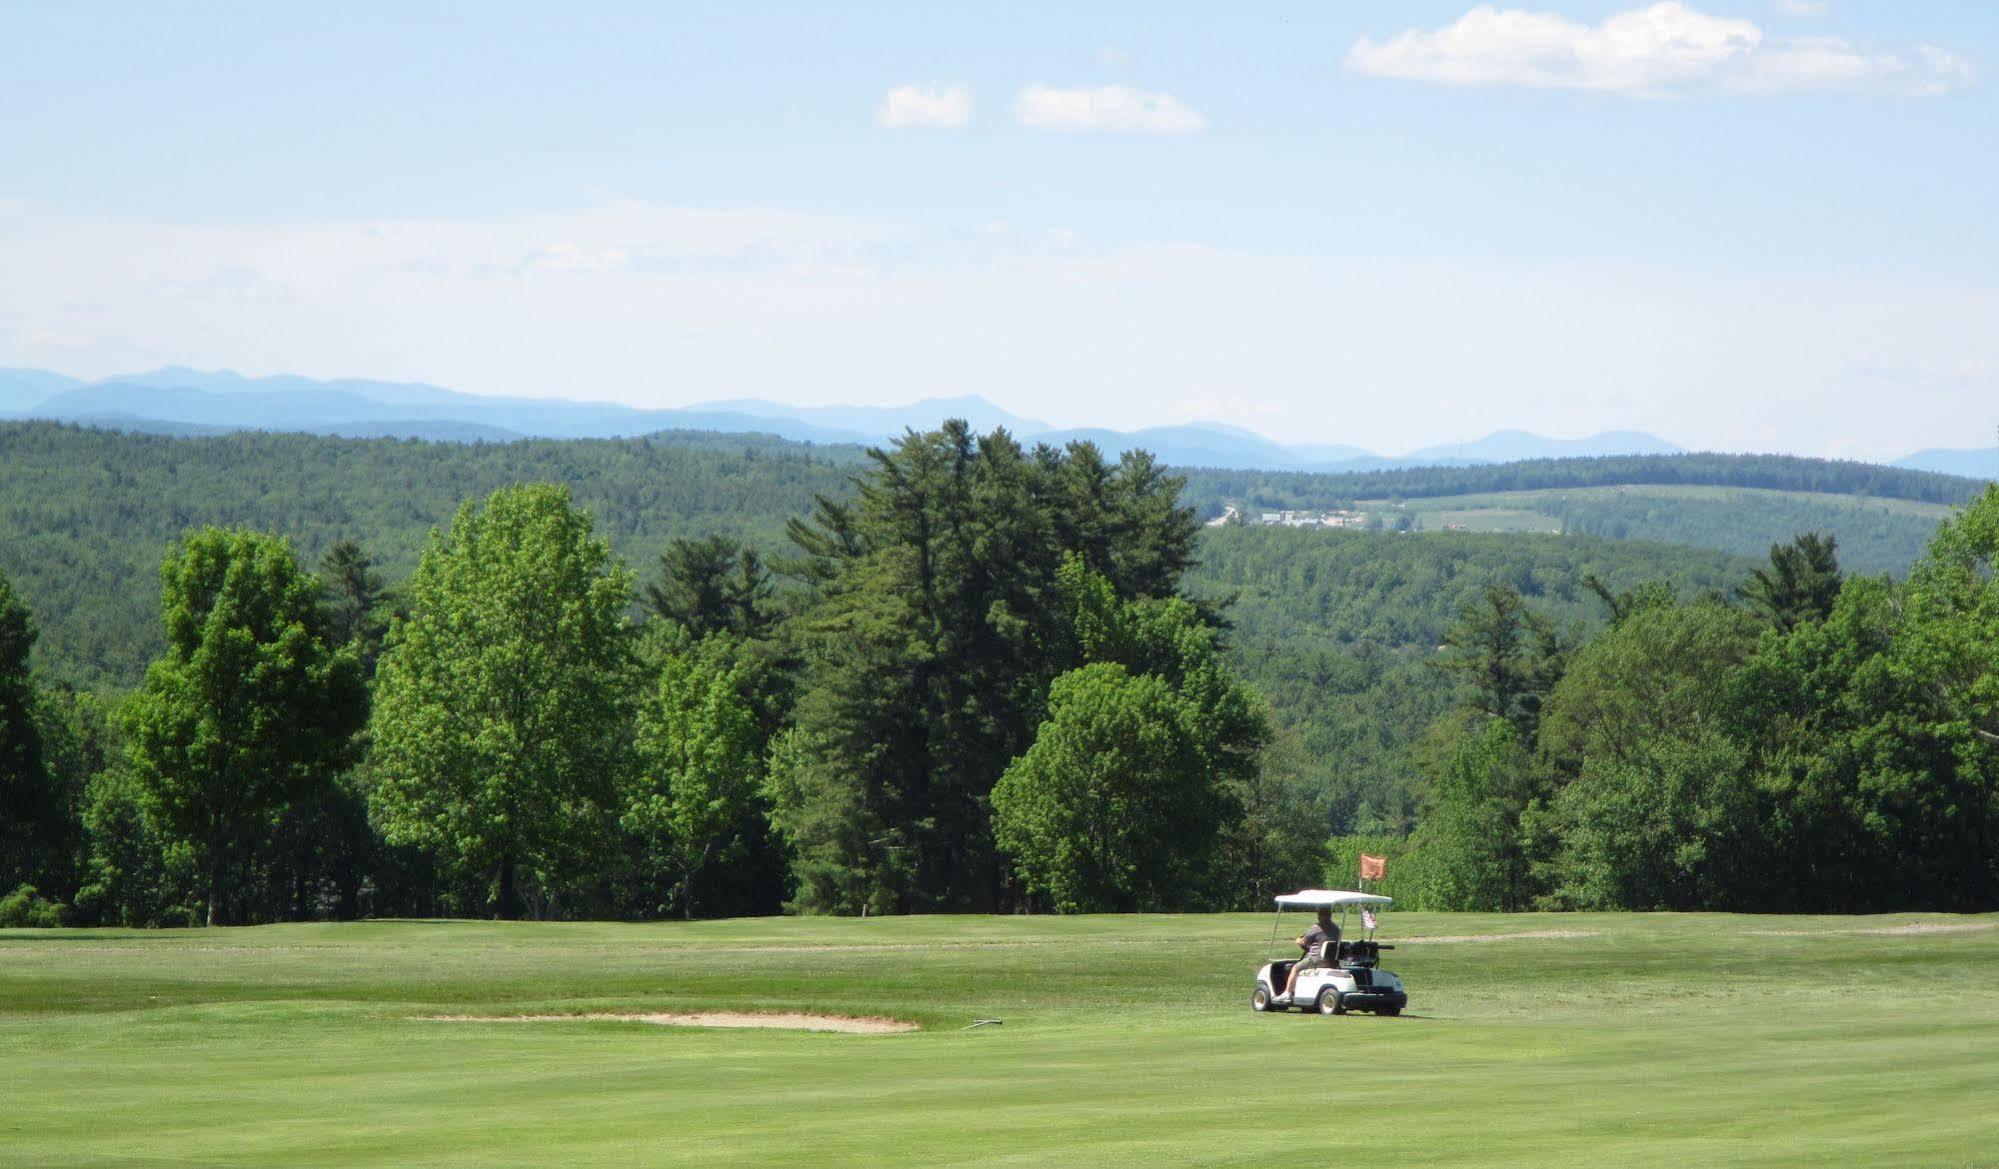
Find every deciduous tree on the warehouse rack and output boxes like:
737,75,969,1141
123,528,366,926
621,627,775,918
367,484,632,919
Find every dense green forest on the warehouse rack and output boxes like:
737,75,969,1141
0,422,859,688
4,420,1997,925
1341,509,1999,914
1187,529,1751,833
0,422,1971,689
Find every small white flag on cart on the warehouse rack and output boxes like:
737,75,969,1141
1361,908,1378,931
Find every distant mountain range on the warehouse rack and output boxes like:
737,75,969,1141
0,365,1987,477
1893,447,1999,480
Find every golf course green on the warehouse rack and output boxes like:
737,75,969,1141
4,912,1996,1167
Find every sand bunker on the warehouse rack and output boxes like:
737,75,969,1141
1397,929,1596,944
420,1011,917,1034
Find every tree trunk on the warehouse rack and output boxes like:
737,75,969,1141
206,851,223,928
496,856,520,920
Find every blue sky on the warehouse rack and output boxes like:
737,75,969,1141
2,2,1994,458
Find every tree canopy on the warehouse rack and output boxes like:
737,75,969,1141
122,528,367,925
367,484,634,919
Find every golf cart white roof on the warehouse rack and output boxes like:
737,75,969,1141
1273,889,1393,909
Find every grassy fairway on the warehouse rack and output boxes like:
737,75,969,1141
4,913,1997,1168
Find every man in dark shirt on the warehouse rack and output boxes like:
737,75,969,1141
1278,908,1340,1003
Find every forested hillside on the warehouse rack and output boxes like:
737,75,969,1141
1185,529,1751,832
0,422,860,687
2,422,1974,688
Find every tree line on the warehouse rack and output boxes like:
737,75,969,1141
1348,507,1999,913
5,421,1997,924
1,423,1292,924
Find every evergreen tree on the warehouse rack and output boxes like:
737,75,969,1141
1436,583,1564,745
772,423,1200,912
1737,532,1843,631
647,535,777,640
319,539,392,672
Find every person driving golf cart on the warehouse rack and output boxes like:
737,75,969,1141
1277,908,1340,1003
1251,889,1406,1016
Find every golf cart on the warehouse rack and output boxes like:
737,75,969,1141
1251,889,1407,1016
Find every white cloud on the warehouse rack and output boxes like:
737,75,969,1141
1014,84,1206,134
1097,46,1133,71
531,242,631,273
1773,0,1827,16
878,84,971,129
1346,3,1973,97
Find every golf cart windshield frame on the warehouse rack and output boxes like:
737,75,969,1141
1266,889,1393,960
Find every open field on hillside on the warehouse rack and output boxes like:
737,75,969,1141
1341,484,1956,573
1376,484,1958,523
5,913,1996,1168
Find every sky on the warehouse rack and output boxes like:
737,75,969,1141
1,1,1995,459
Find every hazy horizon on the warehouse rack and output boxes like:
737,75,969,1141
4,2,1995,460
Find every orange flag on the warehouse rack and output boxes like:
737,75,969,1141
1358,853,1387,881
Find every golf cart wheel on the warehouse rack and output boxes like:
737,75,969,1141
1316,988,1345,1016
1252,984,1277,1012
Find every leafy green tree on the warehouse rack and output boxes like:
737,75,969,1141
71,765,201,927
123,528,367,926
1404,719,1536,911
1538,598,1760,774
1737,533,1843,631
1728,576,1900,911
1534,730,1758,910
992,557,1272,909
1729,493,1999,912
19,686,115,902
992,663,1225,912
1525,598,1762,909
368,484,633,919
620,626,776,918
1854,489,1999,905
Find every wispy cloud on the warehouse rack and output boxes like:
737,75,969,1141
3,201,1994,460
1772,0,1827,17
1346,3,1973,98
878,84,971,129
1014,84,1206,134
